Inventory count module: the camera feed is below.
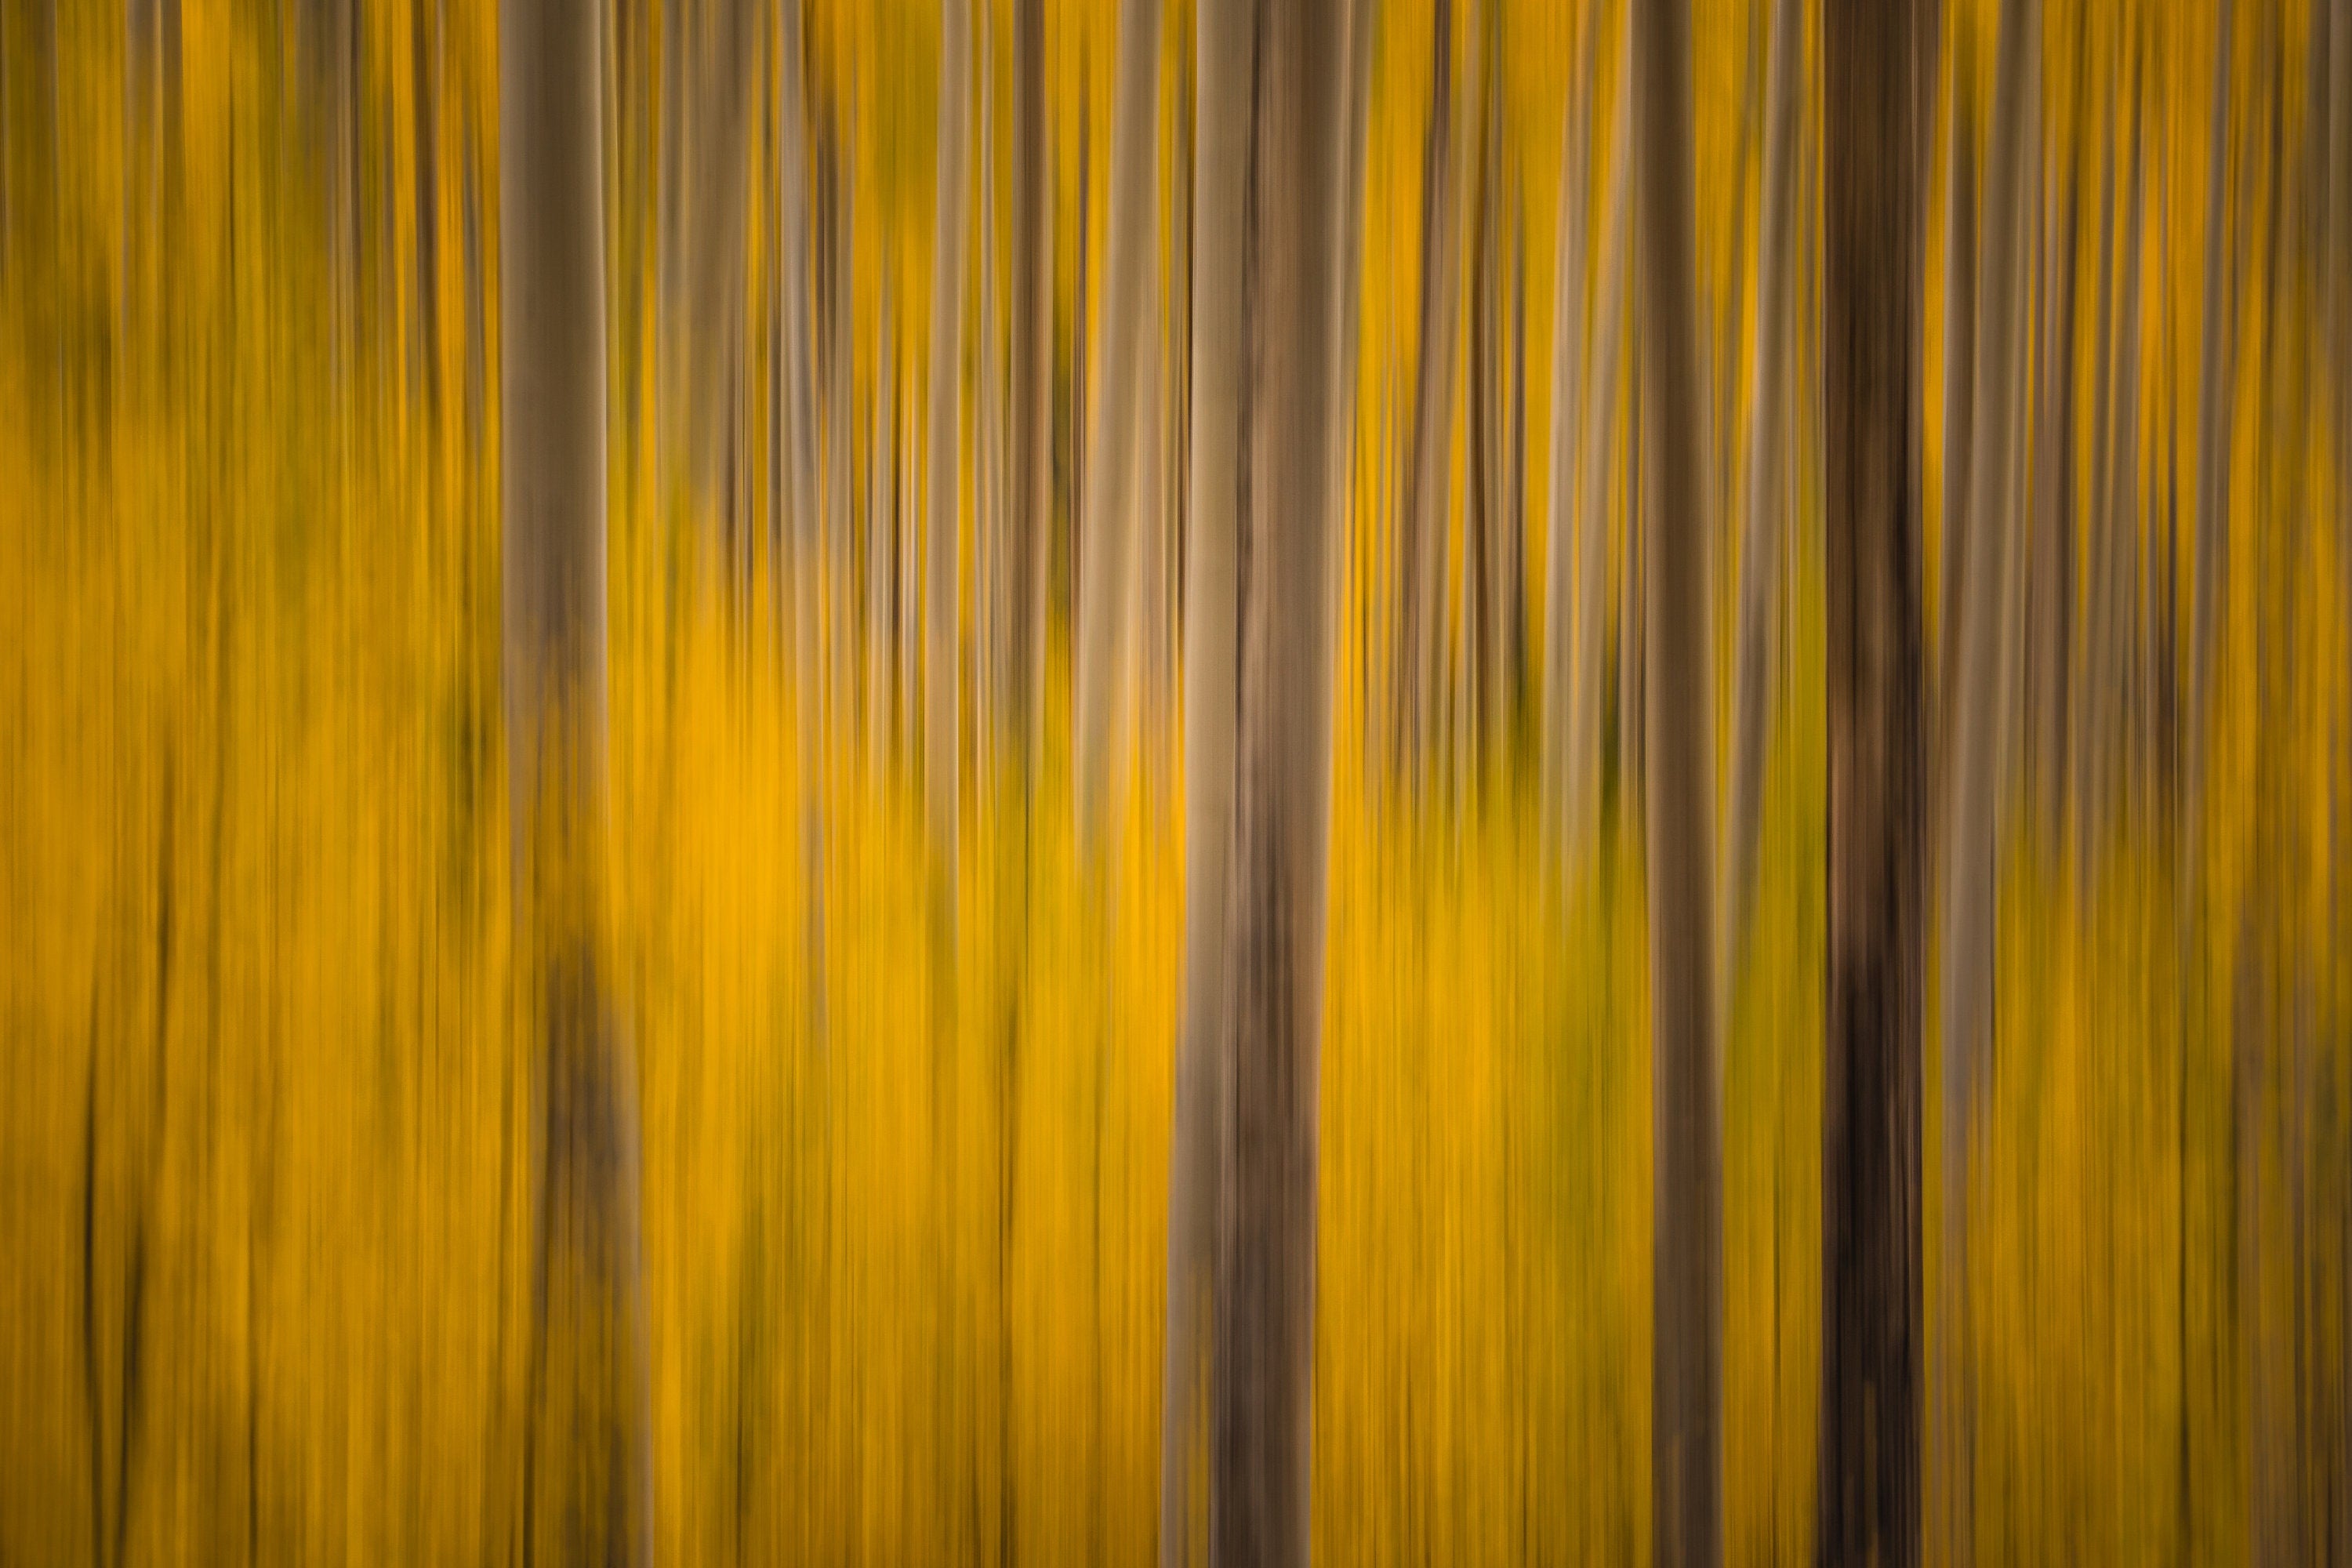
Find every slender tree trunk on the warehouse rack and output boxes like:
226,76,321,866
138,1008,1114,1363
1396,0,1460,788
1565,33,1632,873
775,0,826,1033
1717,0,1802,1010
928,0,971,898
1934,72,1976,800
871,289,899,775
1213,3,1348,1561
2028,159,2077,847
2074,111,2118,886
1818,0,1924,1563
2107,64,2147,820
682,0,752,517
1934,0,2031,1553
497,0,652,1559
1628,0,1720,1558
1071,0,1166,855
2188,0,2237,834
1009,0,1051,775
1134,213,1167,773
1156,0,1252,1549
1540,2,1595,866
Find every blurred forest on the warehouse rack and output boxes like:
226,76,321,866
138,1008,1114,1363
0,0,2348,1562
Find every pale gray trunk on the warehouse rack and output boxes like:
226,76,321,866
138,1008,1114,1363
496,0,652,1559
1716,0,1802,1008
928,0,971,885
1396,0,1460,786
1935,0,2031,1553
1157,0,1251,1552
1009,0,1051,774
1565,38,1632,872
1540,2,1595,867
2187,0,2237,830
1629,0,1720,1558
1212,2,1348,1560
1071,0,1167,855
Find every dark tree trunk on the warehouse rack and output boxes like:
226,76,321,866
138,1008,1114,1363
497,0,652,1559
1210,0,1348,1561
1628,0,1721,1559
1818,0,1924,1563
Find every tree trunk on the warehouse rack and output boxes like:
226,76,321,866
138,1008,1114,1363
1072,0,1166,855
1003,0,1051,777
1817,1,1924,1563
1213,2,1348,1561
1564,34,1632,874
1718,0,1803,1010
775,0,826,1033
928,0,971,895
1157,0,1253,1552
2187,0,2237,834
496,0,652,1559
1933,0,2031,1553
682,0,753,516
2027,157,2077,847
1540,1,1595,867
1396,0,1460,788
1628,0,1720,1558
1933,71,1976,810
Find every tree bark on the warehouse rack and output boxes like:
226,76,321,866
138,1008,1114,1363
1564,31,1632,875
1817,1,1924,1563
1933,0,2031,1553
2187,0,2237,833
1628,0,1721,1559
2027,157,2077,846
1212,0,1348,1560
1009,0,1051,776
1718,0,1803,1010
1933,71,1976,808
928,0,972,893
1540,2,1595,867
1396,0,1461,789
1158,0,1253,1554
1072,0,1166,855
775,0,826,1031
496,0,652,1559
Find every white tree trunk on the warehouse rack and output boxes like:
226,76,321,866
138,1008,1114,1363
1071,0,1166,856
